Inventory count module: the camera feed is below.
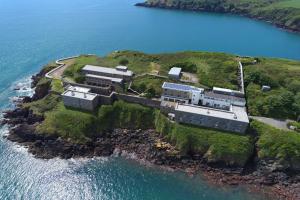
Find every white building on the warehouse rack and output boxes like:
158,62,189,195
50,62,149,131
168,67,182,80
161,82,204,105
203,91,246,110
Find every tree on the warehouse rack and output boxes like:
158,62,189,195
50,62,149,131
293,92,300,119
287,80,300,94
119,58,129,66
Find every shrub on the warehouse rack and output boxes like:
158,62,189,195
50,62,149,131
37,103,97,143
119,58,129,66
97,101,155,132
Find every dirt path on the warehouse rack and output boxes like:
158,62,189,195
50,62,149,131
46,58,76,79
250,116,289,130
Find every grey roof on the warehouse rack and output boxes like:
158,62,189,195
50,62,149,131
82,65,133,77
168,67,182,76
204,91,245,102
162,82,203,92
62,90,97,101
175,104,249,123
86,74,123,83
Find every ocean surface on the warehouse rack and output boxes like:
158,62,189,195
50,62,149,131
0,0,300,199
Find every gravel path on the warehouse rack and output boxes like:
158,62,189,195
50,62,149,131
250,116,289,130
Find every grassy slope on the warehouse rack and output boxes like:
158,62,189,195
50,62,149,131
143,0,300,31
65,51,240,89
251,120,300,171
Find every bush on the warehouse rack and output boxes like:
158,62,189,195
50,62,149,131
119,58,129,66
24,94,61,116
37,103,97,143
97,101,155,132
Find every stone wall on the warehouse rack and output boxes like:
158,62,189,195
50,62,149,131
114,93,161,109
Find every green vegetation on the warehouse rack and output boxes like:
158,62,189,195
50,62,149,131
142,0,300,31
170,62,197,73
244,58,300,119
23,94,61,116
131,75,167,97
155,112,254,166
97,101,155,132
66,51,240,90
50,79,64,93
36,100,154,143
37,102,97,142
251,120,300,171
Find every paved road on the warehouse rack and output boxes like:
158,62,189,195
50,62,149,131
250,116,289,130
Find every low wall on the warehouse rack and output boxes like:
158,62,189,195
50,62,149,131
114,93,161,109
98,94,114,105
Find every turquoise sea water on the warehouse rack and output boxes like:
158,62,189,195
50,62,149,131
1,0,300,199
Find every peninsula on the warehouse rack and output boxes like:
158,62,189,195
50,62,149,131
136,0,300,33
2,51,300,199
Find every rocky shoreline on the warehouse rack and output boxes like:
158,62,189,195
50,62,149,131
1,71,299,200
135,2,300,33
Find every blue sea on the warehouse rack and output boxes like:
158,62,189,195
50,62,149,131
1,0,300,199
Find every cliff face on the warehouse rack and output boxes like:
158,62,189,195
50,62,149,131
136,0,300,32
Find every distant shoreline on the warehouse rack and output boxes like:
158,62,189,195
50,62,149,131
135,2,300,34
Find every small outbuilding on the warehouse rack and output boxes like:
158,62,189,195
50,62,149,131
168,67,182,80
261,85,271,92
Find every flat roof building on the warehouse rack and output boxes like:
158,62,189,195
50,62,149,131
67,85,91,93
168,67,182,80
82,65,133,81
62,89,98,111
161,82,204,105
174,104,249,133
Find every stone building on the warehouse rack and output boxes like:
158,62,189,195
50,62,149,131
82,65,133,82
174,104,249,133
62,88,98,111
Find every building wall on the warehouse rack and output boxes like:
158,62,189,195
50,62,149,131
168,74,181,80
202,97,231,110
82,70,132,81
85,76,113,87
174,110,248,133
114,93,161,109
162,88,190,100
62,95,98,111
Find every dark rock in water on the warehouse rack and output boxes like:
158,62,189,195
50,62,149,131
22,96,32,103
